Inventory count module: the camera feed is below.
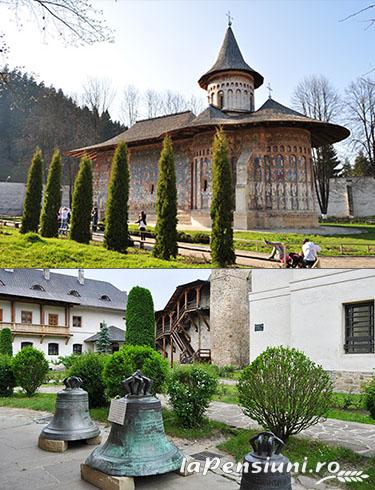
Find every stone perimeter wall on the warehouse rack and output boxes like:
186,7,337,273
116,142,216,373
329,370,373,393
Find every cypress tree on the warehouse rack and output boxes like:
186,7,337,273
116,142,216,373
104,142,130,253
95,321,112,353
70,156,93,244
125,286,155,348
40,149,62,238
210,127,235,267
20,148,43,234
0,328,13,356
153,135,178,260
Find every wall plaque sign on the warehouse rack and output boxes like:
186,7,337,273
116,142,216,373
254,323,264,332
108,398,127,425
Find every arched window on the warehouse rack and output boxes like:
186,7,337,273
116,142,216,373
250,93,254,111
68,290,81,297
21,342,33,349
218,91,224,109
48,343,59,356
150,183,154,195
73,344,82,355
227,89,233,107
203,179,208,192
210,93,214,105
31,284,45,291
100,295,111,302
236,88,241,108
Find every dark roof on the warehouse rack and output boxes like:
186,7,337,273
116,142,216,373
198,27,263,89
0,269,127,311
156,279,210,315
67,111,196,157
85,325,125,343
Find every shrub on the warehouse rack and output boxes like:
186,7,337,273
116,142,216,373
238,346,333,441
167,365,218,428
104,345,169,399
364,376,375,419
69,352,108,408
70,156,93,244
13,347,49,396
20,148,44,234
0,355,15,396
54,354,81,370
40,149,62,238
0,328,13,356
153,135,178,260
210,127,235,267
104,142,130,252
126,286,155,347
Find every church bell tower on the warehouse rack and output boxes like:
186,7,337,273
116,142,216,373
198,18,263,113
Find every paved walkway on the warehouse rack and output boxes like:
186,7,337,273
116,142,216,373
0,406,341,490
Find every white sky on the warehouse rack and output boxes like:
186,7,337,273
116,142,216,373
54,269,211,310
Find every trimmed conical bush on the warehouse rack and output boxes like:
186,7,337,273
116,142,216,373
70,156,93,244
125,286,155,347
104,142,130,253
20,148,43,234
153,135,178,260
40,149,62,238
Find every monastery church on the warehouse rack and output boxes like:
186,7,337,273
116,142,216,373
68,22,349,229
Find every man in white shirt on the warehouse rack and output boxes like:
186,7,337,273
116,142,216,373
302,239,321,267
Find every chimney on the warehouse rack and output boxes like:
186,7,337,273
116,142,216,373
43,269,50,281
78,269,84,285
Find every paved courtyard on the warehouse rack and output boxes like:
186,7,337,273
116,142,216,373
0,406,344,490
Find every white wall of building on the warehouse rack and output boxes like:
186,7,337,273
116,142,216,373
249,269,375,374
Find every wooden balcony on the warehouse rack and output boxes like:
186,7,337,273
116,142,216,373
0,322,72,344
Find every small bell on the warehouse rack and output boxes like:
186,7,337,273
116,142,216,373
85,370,184,477
40,376,100,442
239,431,292,490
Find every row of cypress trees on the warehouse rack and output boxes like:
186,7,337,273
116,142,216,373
20,127,235,266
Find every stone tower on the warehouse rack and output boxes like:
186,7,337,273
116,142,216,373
198,23,263,113
210,270,251,367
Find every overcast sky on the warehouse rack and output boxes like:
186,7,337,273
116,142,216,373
54,269,211,310
1,0,374,125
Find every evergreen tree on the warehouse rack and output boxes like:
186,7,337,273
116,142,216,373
20,148,43,234
153,135,178,260
126,286,155,348
40,149,62,238
314,144,341,215
340,157,353,177
70,156,93,244
95,321,112,353
104,142,130,252
210,127,235,267
0,328,13,356
353,151,372,177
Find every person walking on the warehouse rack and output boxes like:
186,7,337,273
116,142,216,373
302,238,321,268
136,211,147,248
91,206,99,232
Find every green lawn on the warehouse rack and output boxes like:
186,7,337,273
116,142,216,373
0,228,207,268
219,428,374,489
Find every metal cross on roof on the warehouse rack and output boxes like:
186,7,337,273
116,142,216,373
267,83,273,99
226,11,233,26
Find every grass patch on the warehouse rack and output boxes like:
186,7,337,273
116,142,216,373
219,428,375,489
214,384,239,405
0,228,208,268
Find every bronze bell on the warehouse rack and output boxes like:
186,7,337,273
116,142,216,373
85,370,183,477
40,376,100,442
239,432,292,490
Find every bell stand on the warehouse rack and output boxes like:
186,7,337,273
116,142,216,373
38,433,102,453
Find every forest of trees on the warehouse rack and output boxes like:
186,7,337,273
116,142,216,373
0,67,124,183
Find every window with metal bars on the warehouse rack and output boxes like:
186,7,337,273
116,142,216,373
344,301,374,354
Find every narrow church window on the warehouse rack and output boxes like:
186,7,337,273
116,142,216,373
203,179,208,192
150,184,154,195
218,91,224,109
344,302,374,353
228,89,233,107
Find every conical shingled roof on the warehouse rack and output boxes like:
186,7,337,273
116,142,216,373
198,27,263,89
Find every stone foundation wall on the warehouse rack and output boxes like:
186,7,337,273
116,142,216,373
328,370,373,393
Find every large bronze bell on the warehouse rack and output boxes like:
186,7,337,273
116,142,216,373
85,370,183,477
40,376,100,441
239,432,292,490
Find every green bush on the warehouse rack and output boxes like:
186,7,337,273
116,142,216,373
104,345,169,399
238,346,333,441
364,376,375,419
167,365,218,428
126,286,155,347
0,355,16,396
54,354,81,370
20,148,44,234
13,347,49,396
69,352,108,407
0,328,13,356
